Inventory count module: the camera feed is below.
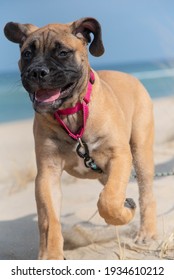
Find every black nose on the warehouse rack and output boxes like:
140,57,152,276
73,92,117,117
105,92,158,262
29,67,50,80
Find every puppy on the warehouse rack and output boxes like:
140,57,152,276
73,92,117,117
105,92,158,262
4,17,157,259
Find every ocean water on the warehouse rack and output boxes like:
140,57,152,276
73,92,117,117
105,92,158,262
0,59,174,123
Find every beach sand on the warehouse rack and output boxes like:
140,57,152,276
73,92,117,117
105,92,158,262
0,96,174,260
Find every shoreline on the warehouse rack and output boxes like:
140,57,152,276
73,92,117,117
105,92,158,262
1,95,174,143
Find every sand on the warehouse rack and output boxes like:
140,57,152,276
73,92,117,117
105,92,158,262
0,96,174,260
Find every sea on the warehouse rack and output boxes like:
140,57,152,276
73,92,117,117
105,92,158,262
0,59,174,123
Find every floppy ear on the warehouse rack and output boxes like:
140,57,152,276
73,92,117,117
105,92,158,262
72,17,105,57
4,22,38,44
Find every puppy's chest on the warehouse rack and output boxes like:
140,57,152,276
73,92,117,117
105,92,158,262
59,138,106,178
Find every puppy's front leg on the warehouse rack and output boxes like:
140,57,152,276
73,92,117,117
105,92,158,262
35,164,63,260
34,121,64,261
98,147,136,225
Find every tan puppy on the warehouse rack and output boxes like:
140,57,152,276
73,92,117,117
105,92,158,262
4,18,156,260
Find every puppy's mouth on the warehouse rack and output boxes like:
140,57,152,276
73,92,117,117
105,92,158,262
29,83,75,111
35,88,61,103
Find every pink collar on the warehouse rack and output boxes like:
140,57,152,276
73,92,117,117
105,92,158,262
54,70,95,140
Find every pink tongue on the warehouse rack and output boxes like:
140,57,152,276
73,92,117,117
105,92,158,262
35,89,61,103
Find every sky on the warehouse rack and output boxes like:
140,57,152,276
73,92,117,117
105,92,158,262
1,0,174,71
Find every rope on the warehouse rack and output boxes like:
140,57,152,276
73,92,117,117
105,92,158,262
131,170,174,179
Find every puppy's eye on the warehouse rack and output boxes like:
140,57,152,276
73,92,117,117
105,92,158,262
58,51,69,57
22,50,32,59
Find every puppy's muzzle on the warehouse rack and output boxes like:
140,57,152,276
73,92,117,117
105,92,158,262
28,66,50,82
22,65,50,85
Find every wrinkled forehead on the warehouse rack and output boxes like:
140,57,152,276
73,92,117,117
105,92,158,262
21,24,78,51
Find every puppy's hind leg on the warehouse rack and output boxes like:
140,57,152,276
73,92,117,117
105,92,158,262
131,112,157,243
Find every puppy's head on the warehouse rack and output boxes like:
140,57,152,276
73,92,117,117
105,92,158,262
4,18,104,113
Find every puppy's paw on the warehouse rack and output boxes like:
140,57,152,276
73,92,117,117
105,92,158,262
135,228,157,245
97,190,136,226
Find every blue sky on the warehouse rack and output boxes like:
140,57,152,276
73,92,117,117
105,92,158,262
1,0,174,71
